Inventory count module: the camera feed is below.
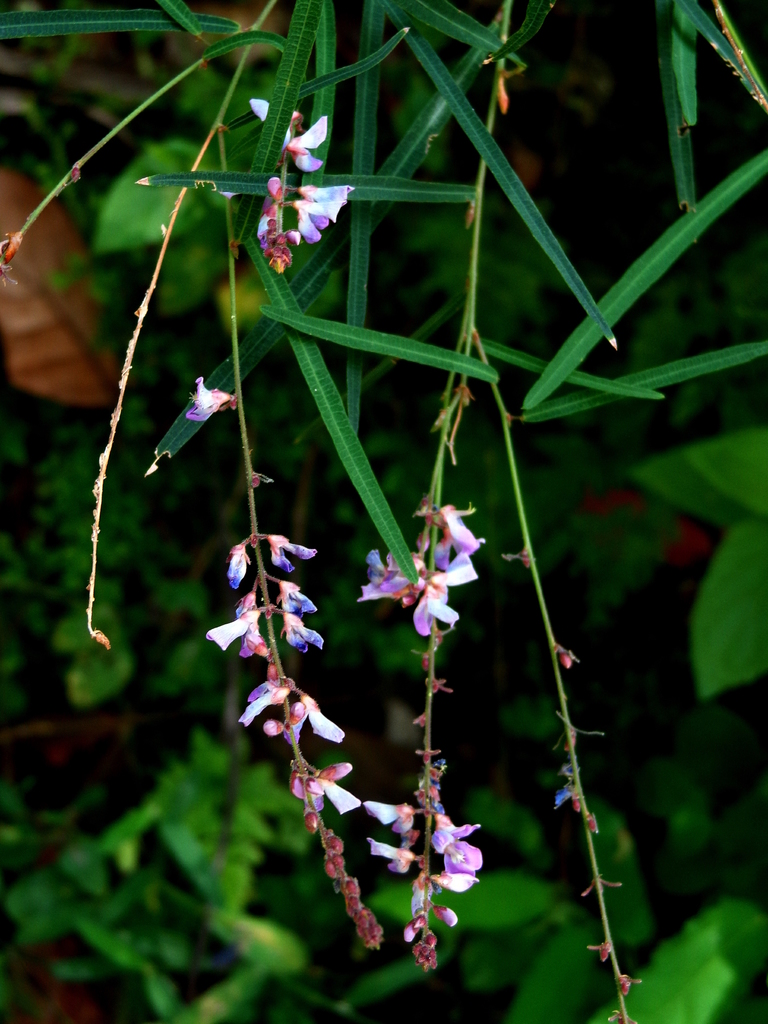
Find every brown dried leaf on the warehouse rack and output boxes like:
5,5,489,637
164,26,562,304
0,167,116,407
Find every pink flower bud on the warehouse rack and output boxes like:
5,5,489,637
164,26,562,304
263,719,283,737
304,811,319,833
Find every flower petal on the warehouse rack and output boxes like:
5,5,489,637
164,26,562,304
206,617,250,650
250,98,269,121
324,783,361,814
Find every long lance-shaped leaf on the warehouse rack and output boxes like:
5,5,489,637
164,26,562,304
482,340,662,399
672,2,697,125
300,27,408,100
383,2,616,348
656,0,696,211
154,0,201,35
302,0,336,188
252,0,323,174
202,30,286,59
0,9,238,38
523,146,768,409
253,246,418,583
347,0,386,435
143,172,475,203
395,0,498,54
523,341,768,422
261,308,499,382
672,0,754,101
491,0,556,62
233,0,323,240
152,46,485,463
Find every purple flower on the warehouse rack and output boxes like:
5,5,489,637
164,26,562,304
282,611,323,652
432,905,458,927
363,801,415,834
555,786,573,809
441,505,484,556
277,580,317,616
292,184,353,243
185,377,236,422
266,534,317,573
300,694,344,743
206,608,268,659
358,551,425,604
412,552,478,637
226,543,250,589
432,815,482,876
367,839,417,874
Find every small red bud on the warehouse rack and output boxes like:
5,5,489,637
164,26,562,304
304,811,319,833
587,813,598,833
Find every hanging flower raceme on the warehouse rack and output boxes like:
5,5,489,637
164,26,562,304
221,101,353,273
185,377,237,422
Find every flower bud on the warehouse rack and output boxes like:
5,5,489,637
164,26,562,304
263,719,283,737
304,810,319,833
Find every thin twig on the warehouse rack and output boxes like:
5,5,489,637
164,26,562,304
711,0,768,113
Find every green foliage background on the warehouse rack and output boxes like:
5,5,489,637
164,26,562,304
1,1,768,1022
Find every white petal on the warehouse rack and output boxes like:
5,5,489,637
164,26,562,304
206,617,250,650
445,552,478,586
308,709,345,743
324,783,361,814
363,801,400,824
299,115,327,149
250,98,269,121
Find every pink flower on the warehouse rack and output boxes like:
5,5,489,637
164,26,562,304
431,871,479,893
367,839,417,874
292,763,361,814
363,801,415,834
266,534,317,573
358,550,425,604
292,184,354,243
239,673,291,726
432,905,458,927
185,377,236,422
284,115,327,172
299,694,344,743
206,608,268,659
226,543,250,589
412,552,478,636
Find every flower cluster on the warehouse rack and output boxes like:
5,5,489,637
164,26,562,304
359,502,484,636
222,99,353,274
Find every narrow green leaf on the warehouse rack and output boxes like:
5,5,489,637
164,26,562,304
252,250,418,584
482,339,663,399
202,30,285,59
523,340,768,422
348,0,386,434
492,0,555,62
226,122,264,163
385,4,616,346
154,0,201,35
299,27,408,100
523,148,768,409
288,331,419,583
75,918,151,973
395,0,498,54
159,822,222,906
673,0,755,101
672,2,698,125
227,110,259,132
145,172,475,203
153,46,485,462
261,308,499,382
0,9,238,38
251,0,323,176
657,0,696,211
302,0,336,187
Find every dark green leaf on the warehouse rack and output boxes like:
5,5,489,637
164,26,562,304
672,2,698,125
144,171,475,202
347,0,386,434
154,46,484,462
483,339,663,399
202,30,285,59
673,0,754,101
523,149,768,409
251,0,323,176
261,308,499,381
504,925,600,1024
154,0,201,36
656,0,696,211
492,0,555,62
345,958,426,1008
252,249,418,583
75,918,151,973
226,122,264,163
159,821,222,906
384,4,616,346
301,0,336,187
633,450,751,527
143,972,182,1020
0,9,238,38
299,27,409,100
395,0,499,54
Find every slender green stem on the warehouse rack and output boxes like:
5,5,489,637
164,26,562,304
1,59,202,263
711,0,768,113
